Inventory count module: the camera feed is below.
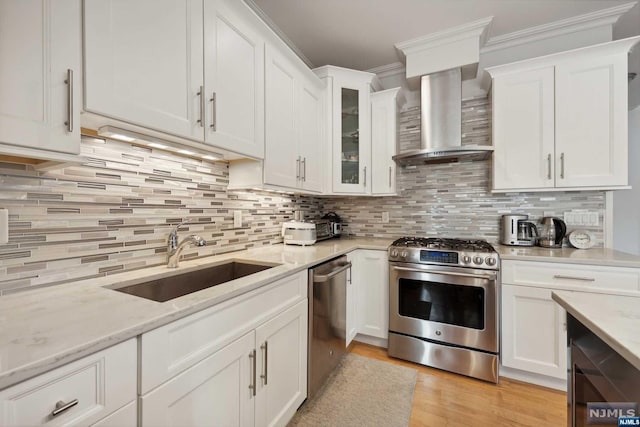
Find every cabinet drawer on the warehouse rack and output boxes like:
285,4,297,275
502,260,640,293
140,270,307,393
0,339,136,427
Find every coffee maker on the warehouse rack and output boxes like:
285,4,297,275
500,214,538,246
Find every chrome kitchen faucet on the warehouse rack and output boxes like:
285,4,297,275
167,220,206,268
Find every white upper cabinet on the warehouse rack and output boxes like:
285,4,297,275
492,67,555,190
488,36,640,192
203,0,264,158
0,0,81,159
371,88,404,195
84,0,204,141
84,0,265,159
555,54,627,188
233,42,324,193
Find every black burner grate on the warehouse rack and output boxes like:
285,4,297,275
391,237,495,253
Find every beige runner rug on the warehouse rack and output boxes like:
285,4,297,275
289,353,418,427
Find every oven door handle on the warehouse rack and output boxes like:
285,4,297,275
392,266,496,281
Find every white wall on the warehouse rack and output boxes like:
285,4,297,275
613,106,640,254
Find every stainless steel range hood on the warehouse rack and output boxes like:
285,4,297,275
393,68,493,166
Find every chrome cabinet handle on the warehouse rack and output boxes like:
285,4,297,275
547,154,551,180
363,166,367,187
553,275,595,282
560,153,565,179
51,399,78,417
210,92,216,130
296,156,301,180
260,341,268,386
249,349,256,397
388,166,392,187
348,264,352,284
64,69,73,133
302,157,306,182
197,86,205,127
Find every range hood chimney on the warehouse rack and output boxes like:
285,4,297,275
392,68,493,165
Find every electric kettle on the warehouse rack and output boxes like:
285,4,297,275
538,217,567,248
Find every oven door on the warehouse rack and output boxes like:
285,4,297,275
389,261,498,353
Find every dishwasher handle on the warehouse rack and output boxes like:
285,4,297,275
313,262,352,283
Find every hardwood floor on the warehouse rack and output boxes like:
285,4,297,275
349,342,567,427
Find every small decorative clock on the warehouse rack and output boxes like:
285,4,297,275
568,230,595,249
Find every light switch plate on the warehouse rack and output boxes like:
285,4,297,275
564,210,599,226
382,212,390,223
0,208,7,244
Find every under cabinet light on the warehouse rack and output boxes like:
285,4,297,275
96,126,223,161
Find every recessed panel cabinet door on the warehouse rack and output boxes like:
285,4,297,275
0,0,80,154
255,301,307,427
501,284,567,379
141,332,255,427
356,250,389,339
555,55,628,188
84,0,204,141
204,0,265,158
298,79,324,193
492,67,555,190
263,46,298,189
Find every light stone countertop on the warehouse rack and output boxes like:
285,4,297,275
0,237,393,390
496,245,640,268
3,236,640,391
552,291,640,371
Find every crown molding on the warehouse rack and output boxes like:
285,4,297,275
482,2,637,53
243,0,315,68
366,62,406,79
395,16,494,56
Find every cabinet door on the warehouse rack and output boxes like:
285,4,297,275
492,67,555,190
333,83,371,194
91,401,136,427
555,54,628,188
345,252,359,345
356,250,389,339
204,0,265,158
501,284,567,379
0,0,80,155
141,332,255,427
255,301,307,427
298,77,324,193
371,89,400,195
263,45,298,189
84,0,204,141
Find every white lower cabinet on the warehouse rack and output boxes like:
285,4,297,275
346,249,389,346
501,284,567,380
141,332,256,427
0,339,137,427
139,271,308,427
354,250,389,340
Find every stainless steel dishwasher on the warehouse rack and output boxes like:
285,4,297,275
307,255,352,399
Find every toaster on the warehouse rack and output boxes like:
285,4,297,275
282,221,317,246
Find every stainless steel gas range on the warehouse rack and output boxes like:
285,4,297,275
387,237,500,383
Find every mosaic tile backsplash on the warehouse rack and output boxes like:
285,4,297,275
323,97,606,243
0,96,606,294
0,138,321,295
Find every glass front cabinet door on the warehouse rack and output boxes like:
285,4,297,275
314,66,378,194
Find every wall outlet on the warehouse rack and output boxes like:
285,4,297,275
564,210,599,226
233,210,242,228
381,211,390,223
0,208,7,244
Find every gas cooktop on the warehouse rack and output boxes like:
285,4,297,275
389,237,499,269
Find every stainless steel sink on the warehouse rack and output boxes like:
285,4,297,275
111,261,277,302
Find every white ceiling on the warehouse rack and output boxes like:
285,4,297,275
251,0,640,71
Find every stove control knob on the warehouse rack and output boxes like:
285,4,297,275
473,256,483,265
485,257,497,266
390,249,398,258
462,255,471,264
401,251,408,259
